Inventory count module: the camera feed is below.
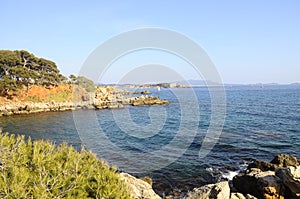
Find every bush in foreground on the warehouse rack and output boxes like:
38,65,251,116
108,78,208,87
0,133,131,199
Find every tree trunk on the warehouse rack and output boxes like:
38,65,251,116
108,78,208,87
23,57,27,68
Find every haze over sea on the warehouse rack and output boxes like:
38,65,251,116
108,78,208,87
1,84,299,192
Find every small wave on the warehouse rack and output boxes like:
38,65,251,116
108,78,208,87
222,171,238,181
221,160,249,181
206,160,249,182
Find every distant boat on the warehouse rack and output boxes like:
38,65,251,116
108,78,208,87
158,87,161,92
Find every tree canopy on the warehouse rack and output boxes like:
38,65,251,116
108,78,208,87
0,50,67,95
69,74,96,92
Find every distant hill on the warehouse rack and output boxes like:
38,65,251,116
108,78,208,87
174,79,222,86
176,79,300,87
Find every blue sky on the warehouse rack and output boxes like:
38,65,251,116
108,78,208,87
1,1,299,84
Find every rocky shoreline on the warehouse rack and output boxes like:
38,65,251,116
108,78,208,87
0,101,92,116
189,154,300,199
125,154,300,199
0,86,168,116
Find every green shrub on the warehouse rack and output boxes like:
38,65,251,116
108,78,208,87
45,90,72,102
0,133,131,199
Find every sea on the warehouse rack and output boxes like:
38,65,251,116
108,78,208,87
0,84,299,196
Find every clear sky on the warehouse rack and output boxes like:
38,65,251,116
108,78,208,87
1,0,299,84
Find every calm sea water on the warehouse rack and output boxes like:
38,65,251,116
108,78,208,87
1,85,299,194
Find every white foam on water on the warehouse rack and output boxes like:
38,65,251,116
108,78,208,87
221,161,250,181
222,171,238,181
205,167,213,172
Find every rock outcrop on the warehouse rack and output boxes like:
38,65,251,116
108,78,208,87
94,87,168,109
233,154,300,199
247,160,278,172
271,154,299,168
246,154,299,173
185,154,300,199
233,169,282,199
276,166,300,198
131,96,169,106
119,173,161,199
184,181,230,199
0,101,94,116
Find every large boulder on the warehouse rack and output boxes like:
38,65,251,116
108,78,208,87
247,154,299,173
184,181,230,199
247,160,277,172
119,173,161,199
233,168,282,199
271,154,299,168
276,166,300,198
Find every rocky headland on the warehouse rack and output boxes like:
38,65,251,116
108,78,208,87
0,85,168,116
93,86,168,109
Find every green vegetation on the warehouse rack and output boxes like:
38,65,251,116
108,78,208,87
0,50,67,96
0,133,131,199
27,90,72,102
69,74,96,92
0,75,20,97
27,95,43,103
0,50,96,99
46,90,72,101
